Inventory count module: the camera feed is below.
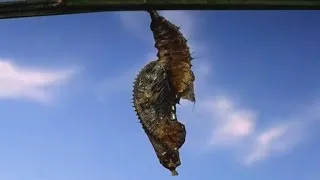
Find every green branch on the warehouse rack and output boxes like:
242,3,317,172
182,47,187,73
0,0,319,19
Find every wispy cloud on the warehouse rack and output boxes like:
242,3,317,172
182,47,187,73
0,58,77,103
198,91,318,164
201,96,256,146
245,124,290,165
244,99,320,165
200,92,319,165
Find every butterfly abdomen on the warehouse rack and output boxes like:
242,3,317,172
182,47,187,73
132,60,168,135
132,60,186,175
133,60,186,148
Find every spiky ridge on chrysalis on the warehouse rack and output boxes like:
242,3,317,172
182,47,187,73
147,10,196,103
132,60,186,175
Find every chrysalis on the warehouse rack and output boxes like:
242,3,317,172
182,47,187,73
132,10,195,176
147,10,196,103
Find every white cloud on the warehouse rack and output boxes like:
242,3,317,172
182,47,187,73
199,93,308,165
200,96,256,146
212,108,256,143
0,59,76,103
242,102,320,165
244,122,302,165
246,126,288,164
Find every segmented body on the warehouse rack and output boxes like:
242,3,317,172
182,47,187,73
145,128,181,176
133,60,186,150
132,60,186,175
132,10,195,176
148,10,196,103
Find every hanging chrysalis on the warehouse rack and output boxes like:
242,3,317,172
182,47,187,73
132,10,196,176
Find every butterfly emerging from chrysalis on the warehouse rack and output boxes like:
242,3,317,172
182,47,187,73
132,10,195,176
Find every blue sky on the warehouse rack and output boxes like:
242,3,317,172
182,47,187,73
0,10,319,180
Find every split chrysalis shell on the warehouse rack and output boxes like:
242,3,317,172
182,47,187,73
148,10,196,103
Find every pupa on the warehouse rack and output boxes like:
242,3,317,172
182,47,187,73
147,10,196,104
132,60,186,175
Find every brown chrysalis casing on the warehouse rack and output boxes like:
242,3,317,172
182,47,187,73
132,60,186,175
147,10,196,103
132,10,196,176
